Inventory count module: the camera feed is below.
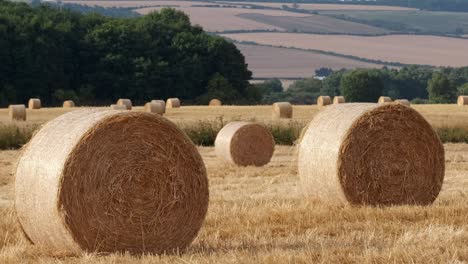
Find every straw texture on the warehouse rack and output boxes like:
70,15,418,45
8,105,26,121
395,99,411,106
378,96,392,104
299,103,444,206
209,99,222,106
317,96,331,106
272,102,292,119
15,110,209,255
151,100,166,113
110,104,127,110
63,101,75,108
215,121,275,166
116,99,132,110
28,98,41,109
166,98,180,108
333,96,345,104
144,102,164,115
457,96,468,106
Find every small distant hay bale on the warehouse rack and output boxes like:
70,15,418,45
15,110,209,255
378,96,392,104
116,99,132,110
144,102,164,115
215,121,275,166
151,100,166,113
166,98,180,108
110,104,128,110
457,96,468,106
28,98,41,109
333,96,345,104
272,102,292,119
317,96,331,106
209,99,222,106
8,105,26,121
63,100,75,108
395,99,411,106
299,103,444,206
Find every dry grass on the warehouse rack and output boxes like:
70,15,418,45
222,33,468,67
218,2,418,11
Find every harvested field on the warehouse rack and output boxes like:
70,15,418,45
217,2,417,11
136,7,308,31
239,13,389,35
249,79,296,89
222,33,468,66
237,44,383,78
62,0,210,8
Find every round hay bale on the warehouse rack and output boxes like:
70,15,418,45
15,110,209,255
333,96,346,104
378,96,392,104
28,98,41,109
151,100,166,113
457,96,468,106
298,103,444,206
166,98,180,108
272,102,292,119
215,121,275,166
116,99,132,110
317,96,331,106
8,105,26,121
63,100,75,108
110,104,128,110
395,99,411,107
144,102,164,115
209,99,222,106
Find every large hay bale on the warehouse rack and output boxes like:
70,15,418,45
378,96,392,104
151,100,166,113
395,99,411,106
209,99,222,106
272,102,292,119
333,96,345,104
166,98,180,108
15,110,209,255
144,102,164,115
116,99,132,110
299,103,444,206
457,96,468,106
110,104,128,110
317,96,331,106
8,105,26,121
28,98,41,109
63,100,75,108
215,121,275,166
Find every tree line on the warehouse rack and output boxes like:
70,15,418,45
0,0,253,107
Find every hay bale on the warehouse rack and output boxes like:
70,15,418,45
116,99,132,110
110,104,128,110
333,96,345,104
151,100,166,113
63,100,75,108
395,99,411,106
166,98,180,108
209,99,222,106
215,121,275,166
457,96,468,106
144,102,164,115
317,96,331,106
28,98,41,109
272,102,292,119
378,96,392,104
15,110,209,255
8,105,26,121
298,103,444,206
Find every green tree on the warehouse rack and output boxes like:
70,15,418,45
320,70,345,96
340,70,383,102
457,83,468,96
427,73,457,103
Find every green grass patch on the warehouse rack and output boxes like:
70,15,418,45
0,123,39,149
435,127,468,143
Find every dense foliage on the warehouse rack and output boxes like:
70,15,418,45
0,0,252,106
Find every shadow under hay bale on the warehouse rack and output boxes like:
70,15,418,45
28,98,41,109
9,105,26,121
317,96,331,106
272,102,292,119
15,110,209,255
116,99,132,110
299,103,444,206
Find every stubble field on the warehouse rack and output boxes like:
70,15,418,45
0,105,468,262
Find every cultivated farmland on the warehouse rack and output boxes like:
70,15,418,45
236,44,384,78
62,0,213,8
223,33,468,66
216,2,418,11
